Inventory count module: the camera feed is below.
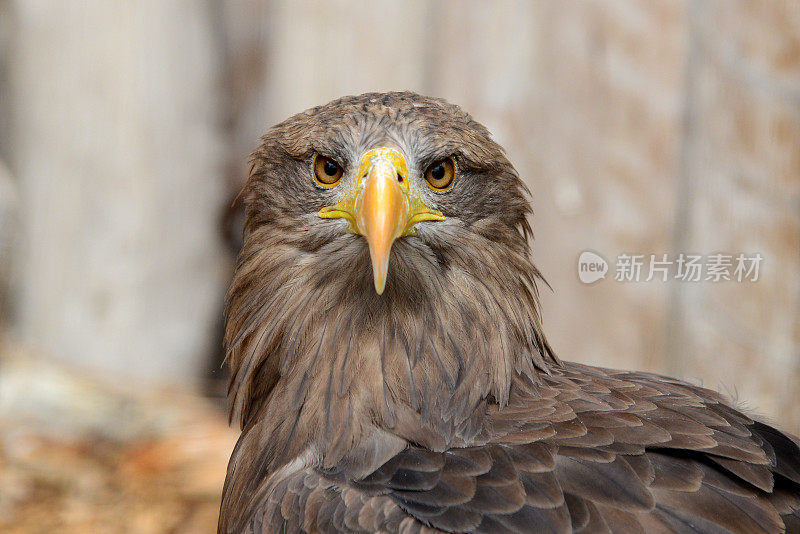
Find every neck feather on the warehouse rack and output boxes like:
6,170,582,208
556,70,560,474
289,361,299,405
224,221,557,473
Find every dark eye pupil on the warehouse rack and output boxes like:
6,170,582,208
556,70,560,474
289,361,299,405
431,165,445,180
323,160,339,176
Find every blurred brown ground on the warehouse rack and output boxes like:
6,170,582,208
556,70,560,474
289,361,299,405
0,339,237,533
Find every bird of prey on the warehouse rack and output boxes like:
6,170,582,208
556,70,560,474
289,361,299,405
218,92,800,533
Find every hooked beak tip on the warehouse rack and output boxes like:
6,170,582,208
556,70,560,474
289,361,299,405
374,277,387,295
366,235,392,295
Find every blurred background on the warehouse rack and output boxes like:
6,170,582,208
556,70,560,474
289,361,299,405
0,1,798,532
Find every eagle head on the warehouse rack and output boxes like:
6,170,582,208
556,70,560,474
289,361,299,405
225,92,555,466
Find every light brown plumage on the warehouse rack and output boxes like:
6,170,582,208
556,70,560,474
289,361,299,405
219,92,800,533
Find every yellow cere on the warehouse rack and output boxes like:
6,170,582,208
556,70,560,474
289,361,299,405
318,147,445,237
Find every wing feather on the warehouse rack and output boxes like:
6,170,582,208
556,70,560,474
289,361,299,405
224,363,800,533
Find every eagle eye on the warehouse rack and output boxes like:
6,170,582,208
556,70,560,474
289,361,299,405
424,158,455,191
313,154,343,187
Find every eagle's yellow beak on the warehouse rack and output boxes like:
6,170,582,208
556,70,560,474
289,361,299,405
318,147,445,294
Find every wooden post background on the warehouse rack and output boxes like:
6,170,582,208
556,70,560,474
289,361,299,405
2,0,798,432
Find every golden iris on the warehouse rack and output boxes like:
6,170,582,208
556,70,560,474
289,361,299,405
424,158,455,191
313,155,343,187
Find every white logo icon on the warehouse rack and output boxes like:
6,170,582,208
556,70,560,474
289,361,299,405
578,251,608,284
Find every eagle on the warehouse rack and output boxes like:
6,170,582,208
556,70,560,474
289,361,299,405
219,92,800,533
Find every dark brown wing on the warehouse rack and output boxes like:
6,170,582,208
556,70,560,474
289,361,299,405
241,363,800,533
237,468,407,533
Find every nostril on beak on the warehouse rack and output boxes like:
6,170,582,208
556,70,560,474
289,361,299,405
397,173,403,183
